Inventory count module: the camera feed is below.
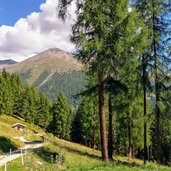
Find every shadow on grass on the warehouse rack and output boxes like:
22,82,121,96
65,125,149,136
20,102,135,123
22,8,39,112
34,146,64,164
51,139,142,168
51,140,101,160
113,159,141,168
25,140,43,144
0,136,17,153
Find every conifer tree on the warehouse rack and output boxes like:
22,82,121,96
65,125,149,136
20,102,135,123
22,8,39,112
72,96,99,147
58,0,146,161
135,0,171,163
48,92,70,139
11,74,23,116
18,85,40,123
35,92,51,128
65,106,74,140
0,76,6,114
0,69,14,115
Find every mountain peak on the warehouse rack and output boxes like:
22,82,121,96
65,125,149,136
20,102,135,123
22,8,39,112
48,48,64,52
0,59,17,65
3,48,82,84
40,48,70,56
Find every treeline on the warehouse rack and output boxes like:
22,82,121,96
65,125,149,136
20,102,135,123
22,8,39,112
0,69,51,128
0,69,75,140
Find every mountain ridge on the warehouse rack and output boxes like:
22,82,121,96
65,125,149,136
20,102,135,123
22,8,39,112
2,48,86,105
0,59,17,69
0,59,17,65
4,48,83,84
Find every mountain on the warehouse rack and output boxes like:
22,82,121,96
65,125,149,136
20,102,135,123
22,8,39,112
0,59,17,69
5,48,83,84
4,48,86,105
0,59,17,65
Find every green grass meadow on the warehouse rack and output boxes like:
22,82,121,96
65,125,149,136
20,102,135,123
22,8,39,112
0,114,170,171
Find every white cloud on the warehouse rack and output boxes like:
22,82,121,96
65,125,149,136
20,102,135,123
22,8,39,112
0,0,75,62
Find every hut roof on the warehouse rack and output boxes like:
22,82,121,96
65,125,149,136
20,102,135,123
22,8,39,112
12,123,26,128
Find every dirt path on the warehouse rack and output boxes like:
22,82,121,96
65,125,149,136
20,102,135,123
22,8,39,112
0,142,43,167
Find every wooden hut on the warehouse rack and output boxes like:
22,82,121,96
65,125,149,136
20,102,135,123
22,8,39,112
12,123,26,131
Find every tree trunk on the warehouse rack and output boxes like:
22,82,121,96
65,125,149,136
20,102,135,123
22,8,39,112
129,145,134,159
108,93,113,160
85,139,88,146
92,115,96,152
98,68,108,161
147,146,150,161
155,82,160,164
92,105,97,152
142,55,148,164
152,0,161,163
155,67,160,164
128,121,133,159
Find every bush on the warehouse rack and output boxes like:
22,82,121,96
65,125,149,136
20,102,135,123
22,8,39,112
0,136,18,153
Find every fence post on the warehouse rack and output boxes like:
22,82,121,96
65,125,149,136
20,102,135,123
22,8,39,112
4,161,7,171
10,149,12,162
21,150,24,165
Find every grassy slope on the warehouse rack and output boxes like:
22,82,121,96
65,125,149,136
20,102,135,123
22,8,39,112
0,114,44,152
0,115,170,171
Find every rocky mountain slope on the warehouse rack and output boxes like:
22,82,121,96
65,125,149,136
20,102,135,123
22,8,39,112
4,48,86,105
5,48,82,84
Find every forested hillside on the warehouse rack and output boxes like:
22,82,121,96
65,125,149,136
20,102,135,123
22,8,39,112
16,69,86,106
36,70,86,105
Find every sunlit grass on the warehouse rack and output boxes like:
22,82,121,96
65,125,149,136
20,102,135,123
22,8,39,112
0,114,44,152
0,114,170,171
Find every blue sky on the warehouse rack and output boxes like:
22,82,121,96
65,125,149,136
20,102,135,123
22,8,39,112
0,0,74,61
0,0,45,26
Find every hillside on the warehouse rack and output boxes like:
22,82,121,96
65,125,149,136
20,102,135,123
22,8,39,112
0,114,170,171
0,114,44,153
3,48,86,105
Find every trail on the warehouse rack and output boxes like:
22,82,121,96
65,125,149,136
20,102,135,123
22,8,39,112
0,142,43,166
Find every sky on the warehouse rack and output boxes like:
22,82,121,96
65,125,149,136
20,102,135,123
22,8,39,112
0,0,75,62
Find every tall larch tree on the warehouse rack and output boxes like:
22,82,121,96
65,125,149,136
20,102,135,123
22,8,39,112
135,0,171,163
58,0,147,161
